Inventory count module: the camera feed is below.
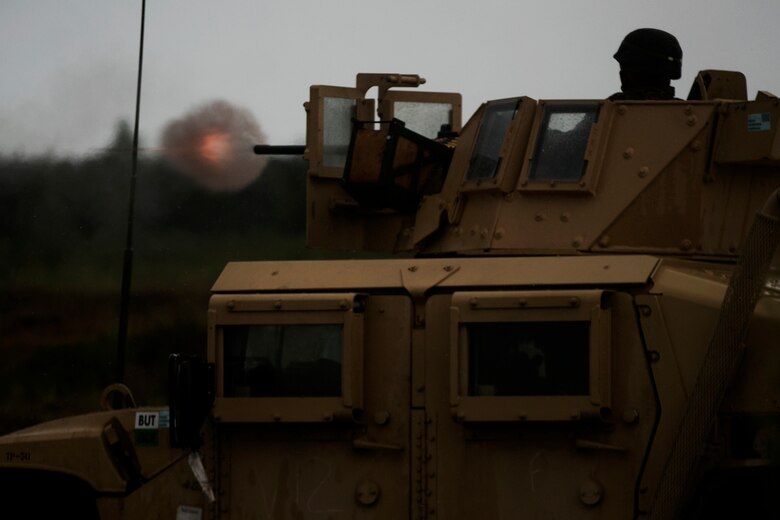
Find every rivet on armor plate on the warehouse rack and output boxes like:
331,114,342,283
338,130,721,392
622,408,639,424
355,480,380,506
638,166,650,178
579,479,603,506
623,147,634,159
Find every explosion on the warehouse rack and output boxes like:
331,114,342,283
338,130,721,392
199,132,231,164
162,100,268,192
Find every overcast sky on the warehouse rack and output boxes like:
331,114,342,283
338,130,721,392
2,0,780,157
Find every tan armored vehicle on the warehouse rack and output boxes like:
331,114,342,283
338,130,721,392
1,70,779,519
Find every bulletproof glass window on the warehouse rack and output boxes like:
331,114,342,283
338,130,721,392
393,101,454,139
529,104,599,182
467,321,590,396
223,324,342,397
323,97,356,168
466,99,520,182
211,293,364,422
450,290,611,422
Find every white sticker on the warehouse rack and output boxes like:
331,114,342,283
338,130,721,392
176,505,202,520
135,412,160,430
189,452,216,503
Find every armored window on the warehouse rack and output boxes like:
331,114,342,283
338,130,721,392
467,321,590,397
224,324,342,397
323,97,357,168
210,293,365,422
450,290,611,422
382,90,462,140
308,86,372,179
529,104,599,182
466,98,520,182
393,101,454,139
518,101,611,194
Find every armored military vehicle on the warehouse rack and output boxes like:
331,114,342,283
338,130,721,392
0,70,779,519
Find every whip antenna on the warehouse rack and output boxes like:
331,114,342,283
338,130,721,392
117,0,146,383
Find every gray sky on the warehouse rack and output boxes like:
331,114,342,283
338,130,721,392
2,0,780,157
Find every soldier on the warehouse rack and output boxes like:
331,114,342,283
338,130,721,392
609,28,683,101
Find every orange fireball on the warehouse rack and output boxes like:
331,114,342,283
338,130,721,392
199,132,231,164
161,99,268,192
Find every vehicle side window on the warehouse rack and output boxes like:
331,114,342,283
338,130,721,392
224,324,342,397
450,290,611,422
529,104,599,182
466,98,520,182
467,321,589,397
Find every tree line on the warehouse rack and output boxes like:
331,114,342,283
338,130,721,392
0,122,307,285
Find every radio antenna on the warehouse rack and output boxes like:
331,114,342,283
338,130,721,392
117,0,146,383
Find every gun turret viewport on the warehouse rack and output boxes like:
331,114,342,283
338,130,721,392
253,145,305,155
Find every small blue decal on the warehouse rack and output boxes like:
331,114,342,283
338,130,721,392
748,113,771,132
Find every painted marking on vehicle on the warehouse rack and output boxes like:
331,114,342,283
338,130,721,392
135,411,161,447
4,451,31,463
135,411,160,429
748,112,771,132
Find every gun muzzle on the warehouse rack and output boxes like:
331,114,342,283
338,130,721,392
253,145,305,156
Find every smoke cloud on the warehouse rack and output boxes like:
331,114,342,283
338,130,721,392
161,100,268,192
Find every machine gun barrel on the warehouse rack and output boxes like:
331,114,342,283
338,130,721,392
253,145,305,155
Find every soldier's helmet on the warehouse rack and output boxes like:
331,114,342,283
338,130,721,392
614,28,682,80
